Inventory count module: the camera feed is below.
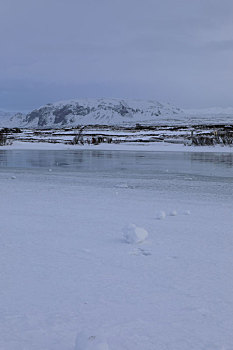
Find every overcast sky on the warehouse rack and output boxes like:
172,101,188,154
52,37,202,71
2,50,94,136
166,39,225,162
0,0,233,110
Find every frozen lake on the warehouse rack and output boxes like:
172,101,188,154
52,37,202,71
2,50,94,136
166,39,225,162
1,150,232,177
0,149,233,350
0,149,232,199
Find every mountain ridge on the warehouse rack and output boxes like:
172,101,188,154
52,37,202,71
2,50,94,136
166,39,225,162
1,99,233,128
9,98,184,128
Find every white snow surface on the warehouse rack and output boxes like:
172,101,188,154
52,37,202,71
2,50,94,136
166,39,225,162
1,140,233,153
0,148,233,350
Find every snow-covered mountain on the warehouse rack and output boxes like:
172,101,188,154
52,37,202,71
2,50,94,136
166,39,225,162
185,107,233,115
183,107,233,125
0,110,25,128
9,98,185,128
1,100,233,129
0,110,15,127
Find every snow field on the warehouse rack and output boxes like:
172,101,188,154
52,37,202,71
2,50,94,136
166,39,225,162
1,140,233,153
0,165,232,350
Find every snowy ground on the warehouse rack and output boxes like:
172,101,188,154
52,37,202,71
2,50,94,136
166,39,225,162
1,140,233,153
0,149,233,350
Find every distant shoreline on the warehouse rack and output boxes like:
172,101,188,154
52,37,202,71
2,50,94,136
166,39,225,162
1,140,233,153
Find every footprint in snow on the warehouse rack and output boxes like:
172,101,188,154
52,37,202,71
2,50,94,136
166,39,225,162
74,331,109,350
130,247,152,256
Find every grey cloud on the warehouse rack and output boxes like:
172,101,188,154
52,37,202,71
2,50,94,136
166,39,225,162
206,40,233,51
0,0,233,110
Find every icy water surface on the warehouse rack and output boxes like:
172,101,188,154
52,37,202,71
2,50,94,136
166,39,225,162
0,149,232,178
0,149,232,199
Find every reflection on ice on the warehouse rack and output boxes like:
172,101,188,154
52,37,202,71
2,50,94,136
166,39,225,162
0,150,232,177
190,152,233,167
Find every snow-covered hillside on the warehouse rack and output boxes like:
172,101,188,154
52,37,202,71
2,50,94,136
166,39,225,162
184,107,233,125
1,101,233,129
10,99,185,128
0,110,15,127
185,107,233,115
0,111,25,128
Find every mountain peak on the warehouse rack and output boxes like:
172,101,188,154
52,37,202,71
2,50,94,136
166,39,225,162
19,98,184,128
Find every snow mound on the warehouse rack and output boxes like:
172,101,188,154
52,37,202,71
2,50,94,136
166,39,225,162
184,210,191,215
156,211,166,220
74,331,109,350
169,210,177,216
122,223,148,244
